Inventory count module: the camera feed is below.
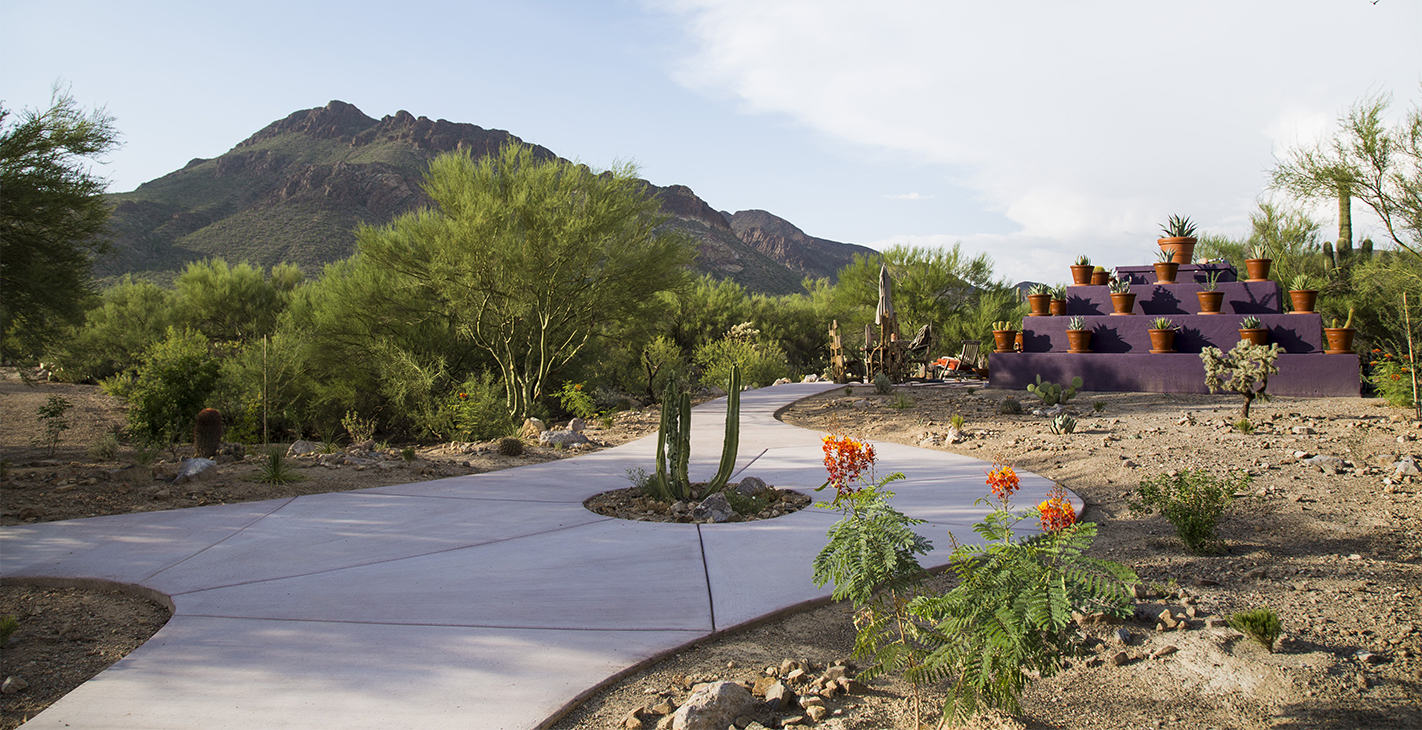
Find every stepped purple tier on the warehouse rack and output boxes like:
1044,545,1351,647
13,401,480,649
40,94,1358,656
1114,262,1237,285
990,353,1360,397
1024,313,1322,353
1065,280,1280,316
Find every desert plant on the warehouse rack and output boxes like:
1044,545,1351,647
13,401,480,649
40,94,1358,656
1368,351,1417,407
192,408,224,458
1202,270,1222,292
874,372,893,395
1160,215,1197,238
1201,340,1281,419
991,320,1016,332
843,385,854,396
625,466,650,493
1092,265,1105,273
0,615,18,643
1156,247,1177,263
341,410,377,445
1331,308,1356,330
256,449,305,485
124,328,220,446
1247,242,1269,260
88,432,120,461
1027,374,1082,407
497,437,524,456
1109,278,1132,294
1240,315,1263,330
33,395,73,457
1075,254,1090,266
949,413,965,430
446,372,514,442
1067,315,1086,331
1092,400,1107,413
1047,413,1077,434
1149,317,1177,331
889,393,914,410
649,365,741,502
1235,418,1255,433
555,381,598,421
998,397,1022,415
1052,285,1067,300
1230,608,1283,652
1132,469,1249,554
1027,283,1051,297
1290,273,1323,291
724,488,770,516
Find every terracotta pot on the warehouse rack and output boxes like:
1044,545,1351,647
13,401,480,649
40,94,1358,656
1049,299,1067,316
1091,271,1110,286
1288,289,1318,313
1148,328,1177,354
1153,262,1180,284
992,329,1016,353
1026,293,1051,316
1196,290,1225,314
1158,237,1197,264
1109,292,1137,315
1323,327,1356,354
1069,265,1094,286
1238,328,1269,346
1066,329,1092,354
1015,331,1025,351
1244,258,1272,282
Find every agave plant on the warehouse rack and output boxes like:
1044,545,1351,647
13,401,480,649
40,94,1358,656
1149,317,1177,330
1247,242,1269,260
1201,270,1222,292
1027,283,1051,297
1053,285,1068,300
1109,278,1132,294
1240,316,1263,329
1160,215,1197,238
1068,315,1087,330
1074,254,1090,266
1156,247,1178,264
1289,273,1323,291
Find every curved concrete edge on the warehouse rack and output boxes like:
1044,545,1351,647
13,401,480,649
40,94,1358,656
0,575,177,614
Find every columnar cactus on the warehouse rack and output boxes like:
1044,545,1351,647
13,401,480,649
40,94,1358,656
193,408,224,458
652,365,740,502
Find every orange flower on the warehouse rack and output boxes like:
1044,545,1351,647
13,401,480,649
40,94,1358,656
1038,485,1076,532
823,433,876,495
986,463,1020,500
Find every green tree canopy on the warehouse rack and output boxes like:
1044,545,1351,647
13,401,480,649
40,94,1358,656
1271,90,1422,258
358,143,694,419
0,87,121,362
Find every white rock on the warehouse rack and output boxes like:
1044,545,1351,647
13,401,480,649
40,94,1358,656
1394,456,1420,477
173,458,217,485
671,681,756,730
519,418,547,439
1,676,27,694
287,440,320,456
538,430,590,446
801,374,819,383
568,418,586,432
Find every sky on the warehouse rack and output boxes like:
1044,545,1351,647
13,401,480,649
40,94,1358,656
3,0,1419,285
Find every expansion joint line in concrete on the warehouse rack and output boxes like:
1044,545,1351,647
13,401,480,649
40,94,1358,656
136,497,296,583
695,523,716,633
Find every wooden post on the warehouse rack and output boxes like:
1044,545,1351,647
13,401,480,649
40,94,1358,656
828,320,846,383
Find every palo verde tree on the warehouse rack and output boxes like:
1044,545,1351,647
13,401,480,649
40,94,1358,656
1271,90,1421,259
0,86,120,363
358,143,694,420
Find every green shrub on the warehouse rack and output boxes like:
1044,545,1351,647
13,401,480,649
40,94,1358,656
0,615,18,643
1230,608,1283,652
341,410,377,445
724,488,769,516
125,328,221,446
873,372,893,395
88,432,120,461
1132,469,1249,554
1093,400,1107,413
1367,351,1416,408
33,395,73,456
1235,418,1255,434
446,372,513,442
693,322,787,389
889,393,914,410
555,381,598,420
400,446,416,462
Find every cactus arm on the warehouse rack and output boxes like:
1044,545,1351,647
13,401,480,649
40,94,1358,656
708,366,741,493
677,392,692,499
652,381,675,501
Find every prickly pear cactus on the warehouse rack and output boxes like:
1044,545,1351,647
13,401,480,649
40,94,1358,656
1027,375,1083,407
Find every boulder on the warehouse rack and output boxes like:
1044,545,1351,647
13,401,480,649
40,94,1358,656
519,418,547,439
568,418,586,432
801,374,819,383
671,681,756,730
734,476,771,498
173,458,218,485
288,440,321,456
538,430,590,446
692,492,734,523
1394,455,1420,477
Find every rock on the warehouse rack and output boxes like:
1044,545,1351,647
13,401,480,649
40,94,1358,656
1,676,27,694
538,430,590,446
1356,650,1384,664
288,440,321,456
763,680,792,709
1303,454,1346,473
519,418,547,439
1150,645,1179,659
152,488,172,499
657,715,675,730
751,676,778,697
1131,583,1147,599
801,374,819,383
773,377,792,386
173,457,218,485
568,418,586,432
1107,651,1130,667
1191,576,1220,587
805,706,828,723
692,493,734,523
671,681,756,730
651,700,676,715
15,505,45,520
623,709,647,729
784,668,806,683
1114,627,1132,645
1395,456,1420,477
1293,425,1316,435
735,477,771,498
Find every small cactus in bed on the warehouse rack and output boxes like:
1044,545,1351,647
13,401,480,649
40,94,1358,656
193,408,224,458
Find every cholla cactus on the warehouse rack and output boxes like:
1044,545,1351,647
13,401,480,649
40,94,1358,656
1200,341,1281,419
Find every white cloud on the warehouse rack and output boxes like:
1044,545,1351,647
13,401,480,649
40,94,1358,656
884,192,933,200
659,0,1421,271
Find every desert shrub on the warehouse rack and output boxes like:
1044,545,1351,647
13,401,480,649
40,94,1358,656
341,410,377,445
497,437,524,456
446,372,514,442
1235,418,1255,434
724,488,769,516
1132,469,1249,554
60,276,174,380
255,449,304,485
125,328,221,446
88,432,120,461
998,397,1022,415
33,395,72,456
1093,400,1106,413
873,372,893,395
889,393,913,410
556,381,598,421
694,322,788,389
400,446,416,462
0,615,17,643
1367,351,1417,408
1230,608,1283,652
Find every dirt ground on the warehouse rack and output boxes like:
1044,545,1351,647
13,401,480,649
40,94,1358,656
4,374,1422,729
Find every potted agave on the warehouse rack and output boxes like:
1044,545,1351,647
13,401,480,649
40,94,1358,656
1197,270,1224,314
1239,316,1269,346
1324,307,1356,354
1244,243,1272,282
1049,285,1068,316
991,320,1017,353
1288,273,1322,313
1159,214,1198,265
1154,247,1180,284
1148,317,1178,353
1109,278,1136,315
1026,283,1052,317
1070,255,1093,286
1066,315,1092,353
1091,266,1110,286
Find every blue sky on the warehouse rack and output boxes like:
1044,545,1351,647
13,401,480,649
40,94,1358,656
3,0,1418,284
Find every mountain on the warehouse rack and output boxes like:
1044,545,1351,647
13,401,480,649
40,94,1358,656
97,101,876,294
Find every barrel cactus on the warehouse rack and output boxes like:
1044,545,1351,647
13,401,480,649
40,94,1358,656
193,408,224,458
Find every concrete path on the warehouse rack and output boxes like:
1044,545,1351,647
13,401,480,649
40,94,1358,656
0,383,1076,729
